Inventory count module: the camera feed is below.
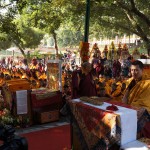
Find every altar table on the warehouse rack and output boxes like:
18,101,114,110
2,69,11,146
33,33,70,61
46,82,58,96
31,89,62,124
69,99,150,150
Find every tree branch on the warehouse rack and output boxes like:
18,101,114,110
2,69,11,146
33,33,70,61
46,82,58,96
122,8,149,42
0,3,12,9
117,0,150,26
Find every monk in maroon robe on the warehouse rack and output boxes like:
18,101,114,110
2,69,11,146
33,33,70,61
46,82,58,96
78,62,97,97
71,69,81,99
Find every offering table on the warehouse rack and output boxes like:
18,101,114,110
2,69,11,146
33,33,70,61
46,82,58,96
31,89,62,124
69,98,150,150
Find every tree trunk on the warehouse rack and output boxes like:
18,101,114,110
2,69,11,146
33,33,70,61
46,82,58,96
143,39,150,56
52,30,59,57
13,40,26,58
18,46,26,58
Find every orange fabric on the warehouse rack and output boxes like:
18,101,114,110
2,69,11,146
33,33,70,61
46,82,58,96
127,75,150,112
105,83,111,96
111,86,121,97
99,77,105,83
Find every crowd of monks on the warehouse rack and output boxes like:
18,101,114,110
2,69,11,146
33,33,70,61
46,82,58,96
0,55,150,113
96,75,127,100
0,59,47,89
62,60,150,114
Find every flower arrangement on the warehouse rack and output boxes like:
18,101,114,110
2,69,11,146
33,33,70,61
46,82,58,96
14,115,30,128
0,94,30,127
0,109,30,128
0,108,14,125
79,41,90,62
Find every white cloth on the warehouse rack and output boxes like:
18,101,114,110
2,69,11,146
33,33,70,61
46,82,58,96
121,140,149,150
72,99,137,146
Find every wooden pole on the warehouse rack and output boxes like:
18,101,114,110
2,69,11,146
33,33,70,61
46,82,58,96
84,0,90,42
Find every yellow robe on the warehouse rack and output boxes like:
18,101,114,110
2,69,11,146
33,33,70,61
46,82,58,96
105,83,111,96
99,77,105,83
0,78,5,86
111,85,122,97
127,75,150,112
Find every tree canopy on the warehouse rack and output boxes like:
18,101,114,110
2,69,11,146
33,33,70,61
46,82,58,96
0,0,150,55
89,0,150,53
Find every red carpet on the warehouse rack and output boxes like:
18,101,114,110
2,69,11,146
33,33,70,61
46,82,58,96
21,124,71,150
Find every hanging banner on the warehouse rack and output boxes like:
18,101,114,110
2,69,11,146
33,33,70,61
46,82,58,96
47,60,62,92
16,90,28,114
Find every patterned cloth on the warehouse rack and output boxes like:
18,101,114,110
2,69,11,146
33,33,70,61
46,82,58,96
69,101,121,149
69,100,150,150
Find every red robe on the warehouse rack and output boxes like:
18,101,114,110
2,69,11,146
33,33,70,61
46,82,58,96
79,72,97,97
71,70,81,99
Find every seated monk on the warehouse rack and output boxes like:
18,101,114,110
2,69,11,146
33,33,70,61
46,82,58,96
110,79,126,101
110,82,121,100
102,80,111,97
22,73,29,80
30,77,40,89
99,74,105,83
97,82,111,98
122,60,150,112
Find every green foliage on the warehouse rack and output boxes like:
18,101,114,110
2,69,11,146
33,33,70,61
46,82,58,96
89,0,150,50
19,27,44,49
57,28,83,48
1,0,150,55
0,33,12,50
